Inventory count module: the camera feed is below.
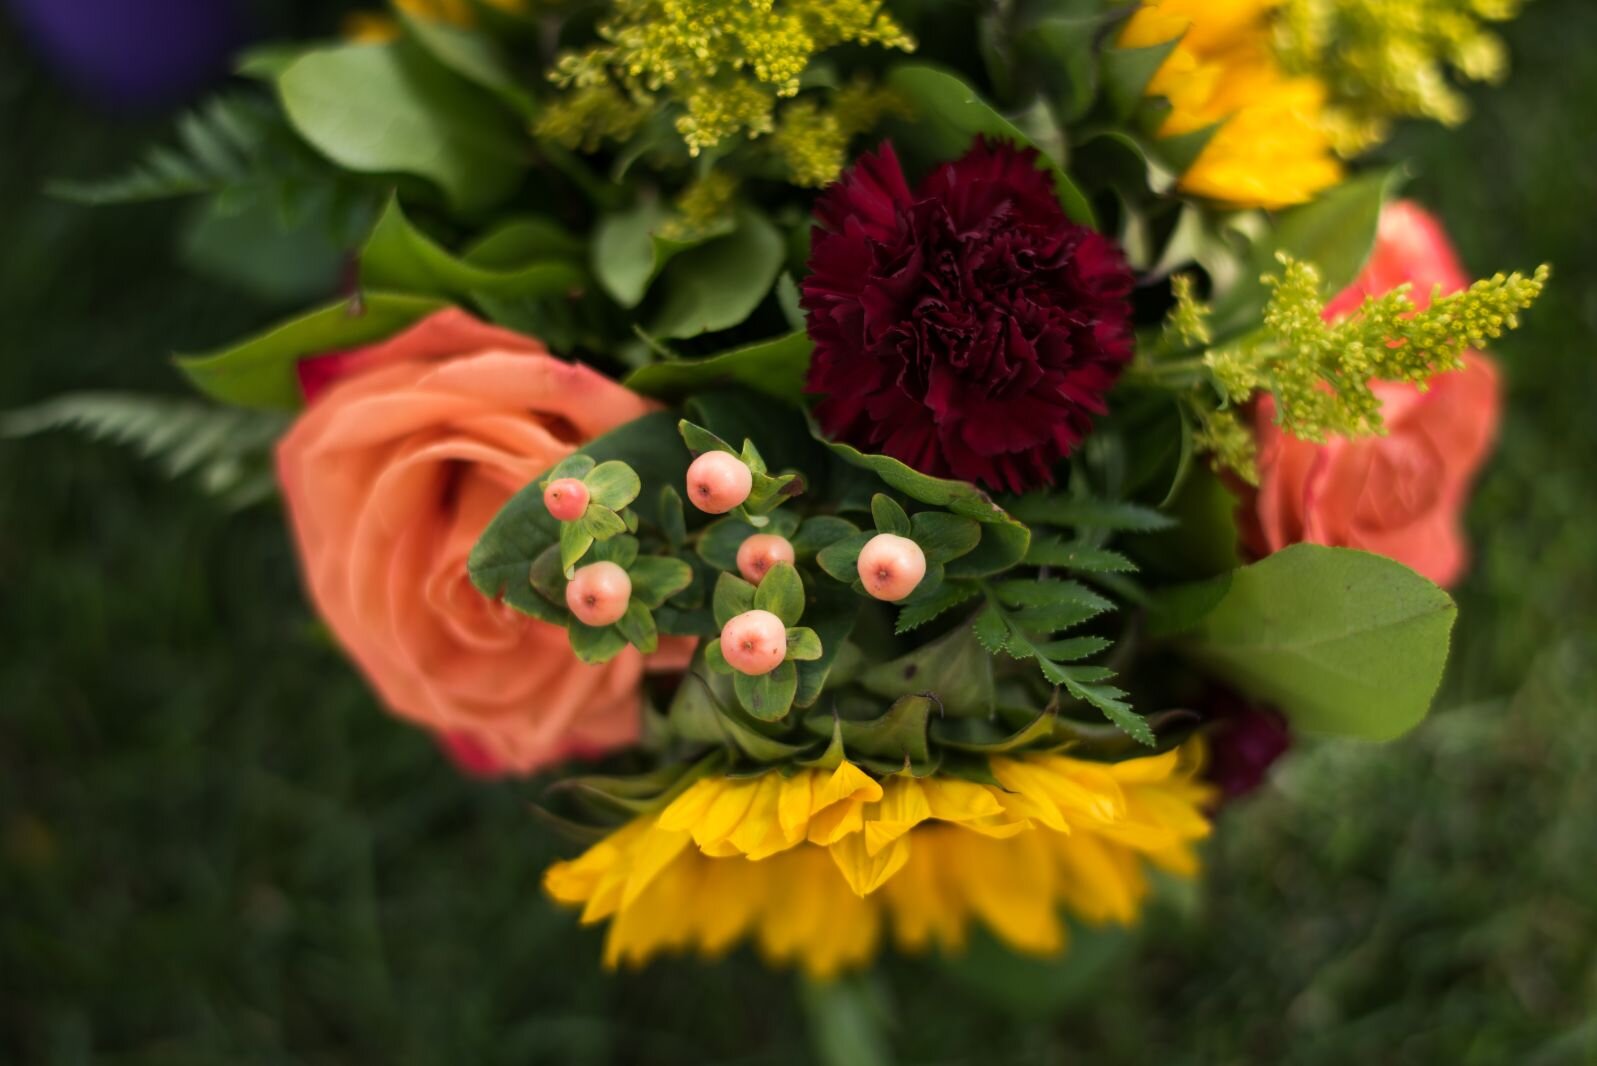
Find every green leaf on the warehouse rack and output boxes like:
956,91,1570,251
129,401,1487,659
801,974,892,1066
625,331,813,404
649,207,785,339
678,419,737,457
754,562,805,626
541,454,595,485
1025,536,1138,572
1099,37,1181,121
0,392,286,509
670,665,814,760
615,601,659,654
175,291,447,409
734,660,799,721
627,557,694,609
275,41,526,215
794,581,860,708
560,520,596,572
992,578,1115,614
812,420,1021,526
1031,635,1112,661
886,64,1095,227
1210,168,1400,337
1009,600,1109,634
827,695,935,764
658,485,688,547
932,709,1063,753
589,533,639,569
972,606,1010,655
786,627,823,661
359,196,583,302
909,511,982,564
817,532,872,584
871,494,912,536
527,544,567,613
1010,496,1176,532
582,460,641,511
592,199,736,307
468,410,689,619
712,572,757,627
895,582,979,635
568,621,627,664
861,623,995,718
1163,545,1457,740
791,515,860,556
398,12,534,117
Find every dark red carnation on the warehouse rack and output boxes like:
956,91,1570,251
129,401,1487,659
802,138,1135,493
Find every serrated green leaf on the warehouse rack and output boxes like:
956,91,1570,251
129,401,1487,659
992,579,1115,614
1026,536,1138,572
786,627,823,661
713,572,757,627
1009,600,1108,635
754,562,805,626
972,606,1010,655
1061,677,1153,746
1031,636,1112,661
734,660,799,721
895,583,979,634
871,494,912,536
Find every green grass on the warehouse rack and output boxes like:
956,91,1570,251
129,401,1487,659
2,3,1595,1063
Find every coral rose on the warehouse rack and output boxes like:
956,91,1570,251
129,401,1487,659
277,309,681,775
1246,202,1502,586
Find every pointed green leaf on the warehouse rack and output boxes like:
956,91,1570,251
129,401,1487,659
559,519,595,573
754,562,805,625
871,494,912,536
895,582,979,634
625,331,813,404
615,601,659,654
734,660,799,721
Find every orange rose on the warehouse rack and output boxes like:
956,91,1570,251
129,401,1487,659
1246,202,1502,586
277,309,683,774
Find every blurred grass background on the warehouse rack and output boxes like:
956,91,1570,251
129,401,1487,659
1,2,1594,1063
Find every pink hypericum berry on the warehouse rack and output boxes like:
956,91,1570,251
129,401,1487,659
544,477,590,522
720,609,788,676
686,451,753,514
857,533,927,602
565,561,632,626
736,534,796,585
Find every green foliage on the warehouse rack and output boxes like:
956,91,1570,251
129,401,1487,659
648,208,785,339
885,64,1094,226
1155,544,1457,739
174,291,448,409
0,393,286,509
359,196,585,303
591,198,734,309
49,91,379,244
624,332,813,404
275,41,526,216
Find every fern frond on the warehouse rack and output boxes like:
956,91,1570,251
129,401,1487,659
2,393,289,508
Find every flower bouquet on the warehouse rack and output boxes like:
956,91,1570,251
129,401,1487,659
19,0,1548,997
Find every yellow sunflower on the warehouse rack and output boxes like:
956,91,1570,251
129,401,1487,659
544,746,1215,978
1122,0,1342,208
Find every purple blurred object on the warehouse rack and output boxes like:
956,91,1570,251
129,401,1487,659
8,0,247,109
1204,697,1293,801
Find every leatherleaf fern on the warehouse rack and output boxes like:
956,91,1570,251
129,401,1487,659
468,393,1188,785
